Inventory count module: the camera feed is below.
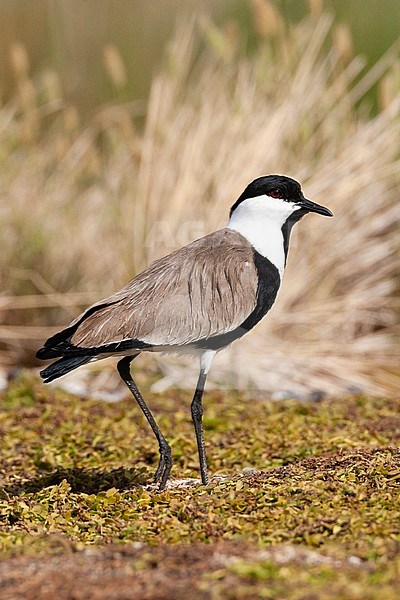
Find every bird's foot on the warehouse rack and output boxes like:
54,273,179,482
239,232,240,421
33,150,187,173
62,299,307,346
153,441,172,490
200,471,209,486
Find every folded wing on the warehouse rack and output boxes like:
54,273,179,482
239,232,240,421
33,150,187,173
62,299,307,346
36,228,260,360
71,229,258,350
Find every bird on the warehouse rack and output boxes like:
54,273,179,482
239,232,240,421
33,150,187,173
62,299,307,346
36,175,333,489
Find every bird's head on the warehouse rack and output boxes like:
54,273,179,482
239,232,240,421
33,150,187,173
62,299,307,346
229,175,333,224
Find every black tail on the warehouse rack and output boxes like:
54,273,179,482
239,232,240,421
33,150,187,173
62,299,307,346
40,356,91,383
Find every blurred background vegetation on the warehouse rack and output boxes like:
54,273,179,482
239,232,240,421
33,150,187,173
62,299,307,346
0,0,399,396
2,0,400,111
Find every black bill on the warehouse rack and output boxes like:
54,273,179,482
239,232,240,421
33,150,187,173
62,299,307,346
297,197,333,217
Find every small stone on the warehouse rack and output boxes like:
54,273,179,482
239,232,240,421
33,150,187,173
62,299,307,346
310,390,326,402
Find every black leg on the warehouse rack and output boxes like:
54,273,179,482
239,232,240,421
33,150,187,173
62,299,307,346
117,355,172,490
191,369,209,485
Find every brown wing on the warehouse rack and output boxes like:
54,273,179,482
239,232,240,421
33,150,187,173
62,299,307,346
70,229,258,348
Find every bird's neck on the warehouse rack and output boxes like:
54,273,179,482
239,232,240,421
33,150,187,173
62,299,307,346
227,211,289,277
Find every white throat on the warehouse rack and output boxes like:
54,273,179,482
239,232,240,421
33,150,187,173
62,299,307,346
227,195,298,277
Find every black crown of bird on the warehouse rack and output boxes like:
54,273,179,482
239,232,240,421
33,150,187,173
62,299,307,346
37,174,333,489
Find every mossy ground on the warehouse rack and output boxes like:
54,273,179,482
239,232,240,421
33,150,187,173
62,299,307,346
0,371,399,598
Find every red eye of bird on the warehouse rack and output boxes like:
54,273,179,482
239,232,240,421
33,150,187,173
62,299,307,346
269,189,282,199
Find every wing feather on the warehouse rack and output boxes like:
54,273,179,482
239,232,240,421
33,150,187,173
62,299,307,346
71,229,258,348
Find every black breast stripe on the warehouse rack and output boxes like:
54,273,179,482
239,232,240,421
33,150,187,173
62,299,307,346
281,208,304,262
195,250,281,350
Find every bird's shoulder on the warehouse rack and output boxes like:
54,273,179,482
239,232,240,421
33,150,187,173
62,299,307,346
141,228,255,273
112,228,256,296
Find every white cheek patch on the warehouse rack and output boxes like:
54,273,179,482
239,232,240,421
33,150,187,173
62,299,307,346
227,195,299,276
236,195,298,217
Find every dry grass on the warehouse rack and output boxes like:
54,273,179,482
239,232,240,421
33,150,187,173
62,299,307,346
1,6,399,394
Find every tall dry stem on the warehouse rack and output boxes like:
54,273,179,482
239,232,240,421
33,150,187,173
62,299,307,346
1,12,399,395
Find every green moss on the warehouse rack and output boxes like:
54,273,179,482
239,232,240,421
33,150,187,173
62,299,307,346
0,375,399,584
